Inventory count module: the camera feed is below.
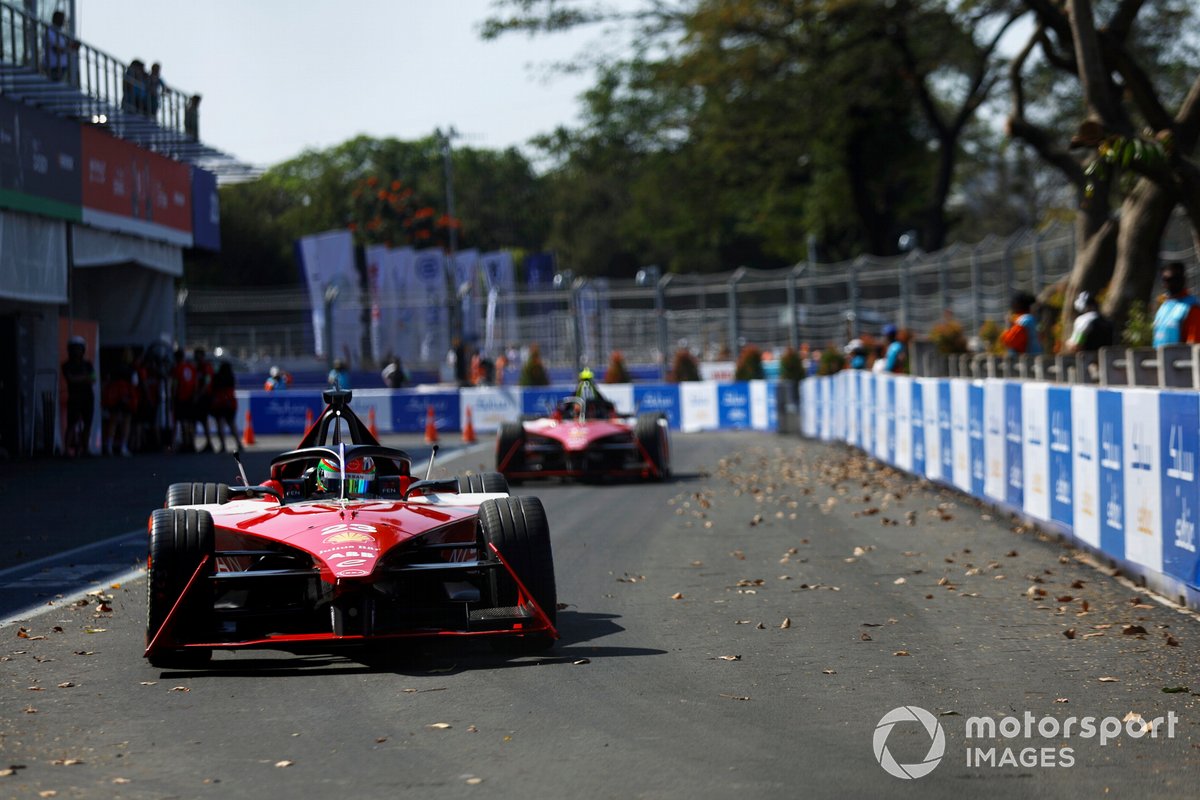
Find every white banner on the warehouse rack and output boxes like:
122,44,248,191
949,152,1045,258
460,386,522,433
1123,389,1162,572
1022,383,1050,522
749,380,770,431
921,379,941,482
453,249,481,344
681,381,719,432
894,376,912,471
984,381,1006,501
480,251,518,355
802,379,817,437
951,380,970,492
410,249,450,366
297,229,361,363
1071,386,1101,548
874,374,889,459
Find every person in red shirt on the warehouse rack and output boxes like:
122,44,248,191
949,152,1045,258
171,348,197,453
193,347,216,452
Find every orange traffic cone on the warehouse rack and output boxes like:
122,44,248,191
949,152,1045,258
242,409,256,446
368,406,379,439
462,407,477,444
304,407,314,433
424,405,438,444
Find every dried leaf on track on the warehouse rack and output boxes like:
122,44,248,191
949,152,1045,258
717,655,741,661
670,592,684,600
822,669,836,675
780,618,791,629
893,650,910,657
1098,676,1119,682
274,760,294,768
1063,629,1076,639
1122,625,1148,636
426,723,452,730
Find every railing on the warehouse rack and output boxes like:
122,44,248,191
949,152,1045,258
0,0,255,178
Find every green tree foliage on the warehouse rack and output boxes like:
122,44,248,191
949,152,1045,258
189,136,549,287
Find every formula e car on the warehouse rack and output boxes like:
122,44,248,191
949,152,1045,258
144,390,557,668
495,374,670,482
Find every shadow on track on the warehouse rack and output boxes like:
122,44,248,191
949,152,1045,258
148,611,665,679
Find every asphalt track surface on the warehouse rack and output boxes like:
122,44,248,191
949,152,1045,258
2,431,1200,798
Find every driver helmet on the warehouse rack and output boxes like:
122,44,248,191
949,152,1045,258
316,456,376,496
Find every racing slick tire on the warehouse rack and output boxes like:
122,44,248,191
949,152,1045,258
479,496,556,652
146,508,215,668
165,482,231,508
495,423,527,482
458,472,510,495
635,413,671,480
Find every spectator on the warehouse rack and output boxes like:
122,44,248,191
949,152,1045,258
1152,261,1200,345
883,324,907,373
184,94,201,140
61,335,95,457
328,358,351,390
42,10,78,83
209,361,240,453
1000,291,1042,354
148,62,165,117
381,356,408,389
844,339,867,370
170,348,197,453
1066,291,1115,353
193,347,215,452
264,365,290,391
122,59,149,115
101,349,138,457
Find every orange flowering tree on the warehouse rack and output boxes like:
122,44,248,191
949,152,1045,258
346,175,461,248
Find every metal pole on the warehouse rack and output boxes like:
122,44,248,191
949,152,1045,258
785,268,798,350
899,255,911,330
728,268,745,353
971,245,983,335
323,284,339,369
849,260,861,339
656,275,671,380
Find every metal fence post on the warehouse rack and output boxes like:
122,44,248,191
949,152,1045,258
900,255,911,330
971,245,983,335
849,259,861,339
786,264,804,350
728,268,745,352
657,274,671,379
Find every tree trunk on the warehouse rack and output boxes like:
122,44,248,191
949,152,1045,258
1104,178,1175,330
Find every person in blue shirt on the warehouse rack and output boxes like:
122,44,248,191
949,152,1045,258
327,359,351,390
883,325,907,373
1152,261,1200,346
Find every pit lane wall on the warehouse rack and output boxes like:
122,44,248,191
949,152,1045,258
800,372,1200,609
233,380,777,437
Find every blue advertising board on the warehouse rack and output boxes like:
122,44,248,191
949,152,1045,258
1160,392,1200,588
634,384,681,430
1048,387,1074,527
392,390,460,433
718,382,752,428
968,383,985,497
522,386,573,418
939,381,952,480
884,377,896,464
247,392,325,435
1098,390,1125,558
190,166,221,251
911,380,925,476
1005,382,1024,508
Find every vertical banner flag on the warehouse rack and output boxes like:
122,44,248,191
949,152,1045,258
366,244,390,362
1021,383,1048,521
1048,387,1074,529
411,249,450,365
453,249,481,344
1097,389,1125,558
480,251,518,356
297,229,361,362
1160,392,1200,586
984,381,1006,502
1123,390,1162,573
1072,386,1101,548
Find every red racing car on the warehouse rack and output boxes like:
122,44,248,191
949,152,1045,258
495,373,670,482
144,390,557,668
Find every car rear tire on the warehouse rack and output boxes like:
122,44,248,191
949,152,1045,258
165,482,230,508
146,508,215,668
479,496,556,652
635,413,671,480
458,472,510,494
495,423,526,480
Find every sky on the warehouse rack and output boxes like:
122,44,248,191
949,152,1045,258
78,0,616,169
